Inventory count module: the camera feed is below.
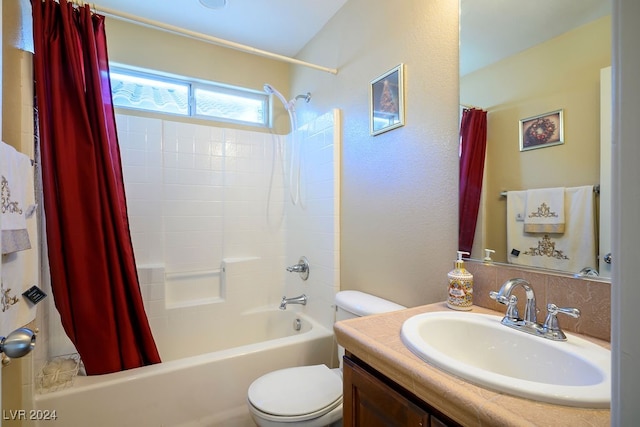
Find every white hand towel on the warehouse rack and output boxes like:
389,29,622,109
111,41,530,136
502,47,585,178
1,142,39,332
1,141,32,254
507,186,596,274
524,187,565,234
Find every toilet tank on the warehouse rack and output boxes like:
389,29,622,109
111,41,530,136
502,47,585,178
335,290,405,321
334,291,405,368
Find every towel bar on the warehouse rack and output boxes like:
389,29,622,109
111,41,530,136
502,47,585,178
500,185,600,198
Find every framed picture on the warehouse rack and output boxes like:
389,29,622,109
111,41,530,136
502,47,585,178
370,64,405,136
519,109,564,151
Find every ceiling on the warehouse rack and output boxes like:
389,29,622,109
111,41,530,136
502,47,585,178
95,0,348,58
460,0,611,75
94,0,611,76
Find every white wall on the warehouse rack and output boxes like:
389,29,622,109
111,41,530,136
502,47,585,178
612,0,640,424
117,114,285,303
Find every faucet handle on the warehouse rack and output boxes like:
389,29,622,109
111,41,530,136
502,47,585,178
542,303,581,341
546,303,581,319
286,257,309,280
504,295,520,320
489,291,509,304
490,292,520,320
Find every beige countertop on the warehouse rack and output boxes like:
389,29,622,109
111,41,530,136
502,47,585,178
334,302,610,427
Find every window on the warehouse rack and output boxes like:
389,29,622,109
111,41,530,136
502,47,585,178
109,66,270,127
193,85,267,124
110,70,190,116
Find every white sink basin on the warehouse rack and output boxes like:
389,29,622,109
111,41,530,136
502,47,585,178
400,311,610,408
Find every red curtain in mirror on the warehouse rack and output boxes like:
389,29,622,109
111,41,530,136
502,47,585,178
32,0,161,374
459,108,487,254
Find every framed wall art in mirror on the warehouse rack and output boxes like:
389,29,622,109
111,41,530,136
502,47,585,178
519,109,564,151
370,64,405,136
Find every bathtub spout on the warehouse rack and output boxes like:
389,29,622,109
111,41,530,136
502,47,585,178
279,294,307,310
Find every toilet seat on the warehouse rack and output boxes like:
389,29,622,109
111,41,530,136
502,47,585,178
247,364,342,421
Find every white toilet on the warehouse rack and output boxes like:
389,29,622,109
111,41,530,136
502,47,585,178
247,290,406,427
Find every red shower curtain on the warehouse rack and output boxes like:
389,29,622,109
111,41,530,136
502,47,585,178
32,0,161,374
459,108,487,254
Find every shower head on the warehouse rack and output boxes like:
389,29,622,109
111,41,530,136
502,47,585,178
264,83,294,111
295,92,312,103
264,84,311,111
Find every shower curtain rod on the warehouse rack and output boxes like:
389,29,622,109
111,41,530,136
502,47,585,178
97,5,339,75
460,103,485,110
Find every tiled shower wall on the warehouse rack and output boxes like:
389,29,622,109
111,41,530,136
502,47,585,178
283,111,341,329
117,115,287,308
113,110,339,360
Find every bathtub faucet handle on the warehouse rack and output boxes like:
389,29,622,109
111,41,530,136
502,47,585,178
286,256,309,280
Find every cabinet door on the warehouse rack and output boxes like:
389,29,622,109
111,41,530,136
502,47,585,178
430,415,449,427
343,356,430,427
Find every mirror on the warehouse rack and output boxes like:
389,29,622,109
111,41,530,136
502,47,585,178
459,0,612,279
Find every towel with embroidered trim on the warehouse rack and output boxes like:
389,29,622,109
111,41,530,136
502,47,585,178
1,142,33,254
524,187,565,234
507,186,596,274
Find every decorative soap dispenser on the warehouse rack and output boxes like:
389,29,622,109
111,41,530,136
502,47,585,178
446,251,474,311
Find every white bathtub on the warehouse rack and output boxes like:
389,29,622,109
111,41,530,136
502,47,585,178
34,310,334,427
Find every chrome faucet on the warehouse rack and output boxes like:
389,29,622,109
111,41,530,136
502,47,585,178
279,294,307,310
286,257,309,280
490,278,580,341
286,263,307,273
489,278,537,324
541,303,581,341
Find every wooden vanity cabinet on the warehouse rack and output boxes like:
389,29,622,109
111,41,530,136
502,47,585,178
343,354,460,427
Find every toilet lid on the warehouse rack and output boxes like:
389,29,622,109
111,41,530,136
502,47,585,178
248,364,342,417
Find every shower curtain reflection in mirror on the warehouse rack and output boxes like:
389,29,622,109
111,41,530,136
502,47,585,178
459,108,487,254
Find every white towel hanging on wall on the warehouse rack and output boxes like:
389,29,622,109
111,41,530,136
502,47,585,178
0,141,39,332
1,142,32,254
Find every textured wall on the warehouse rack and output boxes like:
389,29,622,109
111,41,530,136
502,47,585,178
291,0,460,307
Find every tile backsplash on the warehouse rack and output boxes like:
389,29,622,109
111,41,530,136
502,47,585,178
467,261,611,342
